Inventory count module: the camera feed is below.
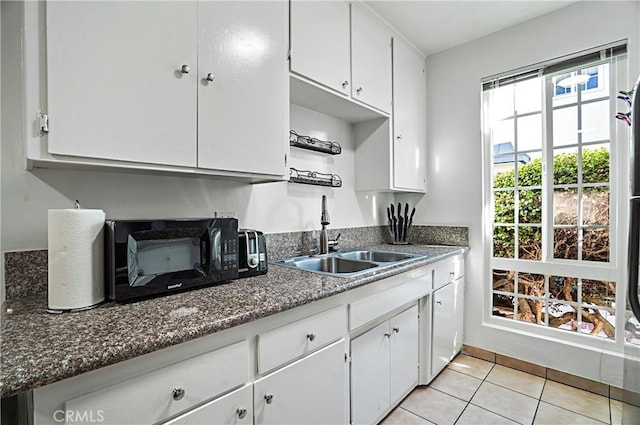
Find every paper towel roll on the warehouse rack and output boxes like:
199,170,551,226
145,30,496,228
48,208,106,311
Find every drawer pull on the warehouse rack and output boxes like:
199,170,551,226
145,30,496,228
393,327,400,333
342,80,349,89
265,394,274,404
180,64,190,74
236,407,248,419
172,387,185,401
306,333,316,342
384,332,391,338
436,300,442,305
449,271,455,277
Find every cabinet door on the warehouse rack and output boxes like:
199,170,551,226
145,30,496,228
390,305,419,403
254,340,347,425
46,2,197,167
392,38,427,192
351,322,390,425
197,1,288,176
453,278,465,354
165,384,252,425
351,5,392,113
431,280,462,376
290,1,350,96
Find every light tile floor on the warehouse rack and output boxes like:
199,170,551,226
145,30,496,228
380,354,640,425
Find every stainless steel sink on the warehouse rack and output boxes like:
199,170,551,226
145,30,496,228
273,249,426,277
285,256,378,274
335,250,418,263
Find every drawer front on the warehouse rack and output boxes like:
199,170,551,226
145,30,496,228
350,274,431,331
433,259,464,290
64,340,249,425
165,384,253,425
258,305,346,374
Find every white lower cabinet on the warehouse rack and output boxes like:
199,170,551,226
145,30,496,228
254,340,347,425
33,258,467,425
165,384,253,425
61,340,249,425
351,305,418,425
431,278,465,376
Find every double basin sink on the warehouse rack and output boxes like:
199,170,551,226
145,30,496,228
273,249,426,277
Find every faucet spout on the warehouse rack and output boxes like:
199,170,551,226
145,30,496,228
320,195,330,254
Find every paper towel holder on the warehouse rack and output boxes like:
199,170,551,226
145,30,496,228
47,203,106,314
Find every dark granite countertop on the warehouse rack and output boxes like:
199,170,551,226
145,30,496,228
0,244,465,398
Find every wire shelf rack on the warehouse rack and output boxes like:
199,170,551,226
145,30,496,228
289,168,342,188
289,130,342,155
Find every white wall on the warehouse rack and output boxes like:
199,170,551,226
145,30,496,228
421,0,639,387
0,2,392,285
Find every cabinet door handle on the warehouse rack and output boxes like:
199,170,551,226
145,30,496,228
180,64,190,74
393,327,400,333
172,387,185,401
206,73,215,82
449,271,455,277
342,80,349,89
356,87,363,95
236,407,248,419
396,135,403,141
307,333,316,342
265,394,274,404
384,332,391,338
436,300,442,305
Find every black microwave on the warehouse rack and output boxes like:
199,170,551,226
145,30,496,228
105,218,238,302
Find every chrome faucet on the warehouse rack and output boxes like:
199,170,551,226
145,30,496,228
320,195,330,254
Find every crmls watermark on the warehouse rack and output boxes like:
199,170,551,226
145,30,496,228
53,409,105,423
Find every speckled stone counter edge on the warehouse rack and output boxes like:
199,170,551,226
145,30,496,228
2,225,467,301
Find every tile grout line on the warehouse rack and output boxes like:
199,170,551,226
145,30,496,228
452,362,499,425
448,359,544,425
531,378,547,425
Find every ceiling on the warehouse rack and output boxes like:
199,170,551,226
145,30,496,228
365,1,579,56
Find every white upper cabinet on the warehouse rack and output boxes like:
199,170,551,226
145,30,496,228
289,1,351,96
289,1,392,117
42,1,287,179
197,1,288,176
46,2,198,167
393,38,427,191
351,5,392,113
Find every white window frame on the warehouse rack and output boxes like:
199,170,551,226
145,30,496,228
482,53,630,351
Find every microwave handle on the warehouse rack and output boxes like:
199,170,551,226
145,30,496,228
201,232,211,268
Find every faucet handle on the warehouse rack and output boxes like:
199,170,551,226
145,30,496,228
328,233,341,252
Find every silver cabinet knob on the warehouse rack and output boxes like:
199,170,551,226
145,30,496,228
356,87,363,95
180,64,190,74
393,327,400,333
307,333,316,342
342,80,349,89
436,300,442,305
384,332,391,338
172,387,185,401
396,135,403,140
236,407,247,419
206,73,215,82
450,271,455,277
265,394,274,404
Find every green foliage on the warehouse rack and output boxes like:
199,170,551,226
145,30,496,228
493,147,609,258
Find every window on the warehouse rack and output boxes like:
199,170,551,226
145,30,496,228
483,47,625,343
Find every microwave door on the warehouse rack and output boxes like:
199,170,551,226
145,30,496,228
127,231,205,287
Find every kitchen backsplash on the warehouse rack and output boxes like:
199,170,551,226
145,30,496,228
2,225,468,301
4,249,48,300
